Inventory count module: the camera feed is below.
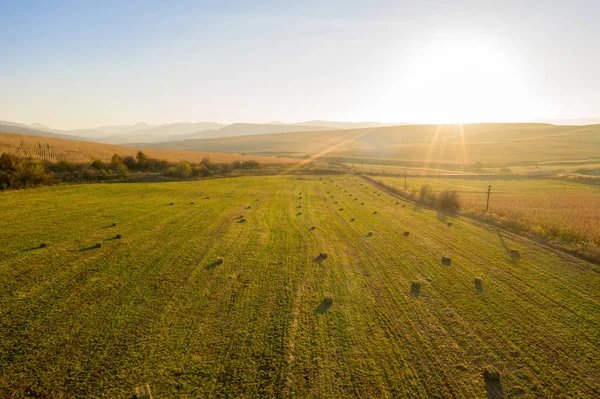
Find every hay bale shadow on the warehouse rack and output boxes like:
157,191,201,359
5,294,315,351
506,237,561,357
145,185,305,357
79,244,101,252
205,258,223,270
23,244,46,252
410,281,421,297
313,253,328,263
483,367,504,399
315,297,333,314
474,277,483,292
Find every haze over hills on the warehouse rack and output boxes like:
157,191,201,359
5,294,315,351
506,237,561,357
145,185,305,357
0,119,393,145
142,123,600,167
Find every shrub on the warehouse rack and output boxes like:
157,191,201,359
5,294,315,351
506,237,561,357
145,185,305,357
90,159,104,171
437,190,460,212
175,161,192,178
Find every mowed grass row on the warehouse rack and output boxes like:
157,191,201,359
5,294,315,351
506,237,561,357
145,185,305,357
0,176,599,398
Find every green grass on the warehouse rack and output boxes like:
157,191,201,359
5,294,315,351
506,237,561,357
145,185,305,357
1,176,599,398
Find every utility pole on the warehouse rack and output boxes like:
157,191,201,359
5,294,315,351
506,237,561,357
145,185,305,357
486,185,492,212
404,169,407,190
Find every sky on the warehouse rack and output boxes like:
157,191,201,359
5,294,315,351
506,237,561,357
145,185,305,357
1,0,599,129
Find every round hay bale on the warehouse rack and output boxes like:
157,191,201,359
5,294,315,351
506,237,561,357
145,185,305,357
96,242,102,248
216,257,224,265
339,208,344,211
40,243,47,248
483,366,501,381
116,234,122,239
367,231,373,237
441,256,452,266
350,218,355,222
190,201,195,205
403,231,410,236
247,206,252,209
402,204,406,208
169,202,174,205
447,222,452,227
361,202,364,205
310,226,316,230
373,211,378,214
112,222,117,227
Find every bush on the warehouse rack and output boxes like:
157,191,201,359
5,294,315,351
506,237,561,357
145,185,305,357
175,161,192,178
437,190,460,212
90,159,104,171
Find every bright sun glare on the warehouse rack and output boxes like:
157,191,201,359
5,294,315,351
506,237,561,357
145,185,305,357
382,36,530,124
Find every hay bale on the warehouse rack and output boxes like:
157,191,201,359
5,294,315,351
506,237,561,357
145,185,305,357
441,256,451,266
354,198,357,201
216,257,224,265
367,231,373,237
339,208,344,211
350,218,355,222
319,252,328,259
402,204,406,208
474,277,483,292
447,222,452,227
297,212,303,215
205,196,210,199
116,234,122,239
298,197,303,200
190,201,195,205
360,202,364,205
40,243,48,248
403,231,410,236
510,249,521,258
410,281,421,297
310,226,316,230
169,202,174,205
135,383,153,399
247,206,252,209
112,222,117,227
373,211,378,214
297,205,302,209
95,242,102,248
483,366,501,381
396,202,400,205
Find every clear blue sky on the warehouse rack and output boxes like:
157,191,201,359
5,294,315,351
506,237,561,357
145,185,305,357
1,0,599,128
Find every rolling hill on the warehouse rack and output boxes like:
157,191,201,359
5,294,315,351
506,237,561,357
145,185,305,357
0,131,295,164
144,123,600,167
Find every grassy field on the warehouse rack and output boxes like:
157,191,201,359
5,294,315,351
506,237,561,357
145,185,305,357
0,132,296,164
1,176,599,397
378,176,600,260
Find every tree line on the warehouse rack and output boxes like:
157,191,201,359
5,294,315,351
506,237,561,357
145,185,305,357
0,151,262,190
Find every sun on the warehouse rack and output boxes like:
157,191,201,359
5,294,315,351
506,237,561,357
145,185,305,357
378,35,530,124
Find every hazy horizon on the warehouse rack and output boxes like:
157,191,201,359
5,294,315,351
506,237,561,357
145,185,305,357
2,0,599,129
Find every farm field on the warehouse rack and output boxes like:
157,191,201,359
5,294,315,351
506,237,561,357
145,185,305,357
379,176,600,260
1,175,599,397
0,131,296,164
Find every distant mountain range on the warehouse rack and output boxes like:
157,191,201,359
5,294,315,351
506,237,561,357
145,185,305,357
0,120,399,145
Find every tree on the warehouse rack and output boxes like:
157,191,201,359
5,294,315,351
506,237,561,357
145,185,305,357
175,161,192,178
115,163,129,177
90,159,104,171
111,154,122,166
136,151,148,166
